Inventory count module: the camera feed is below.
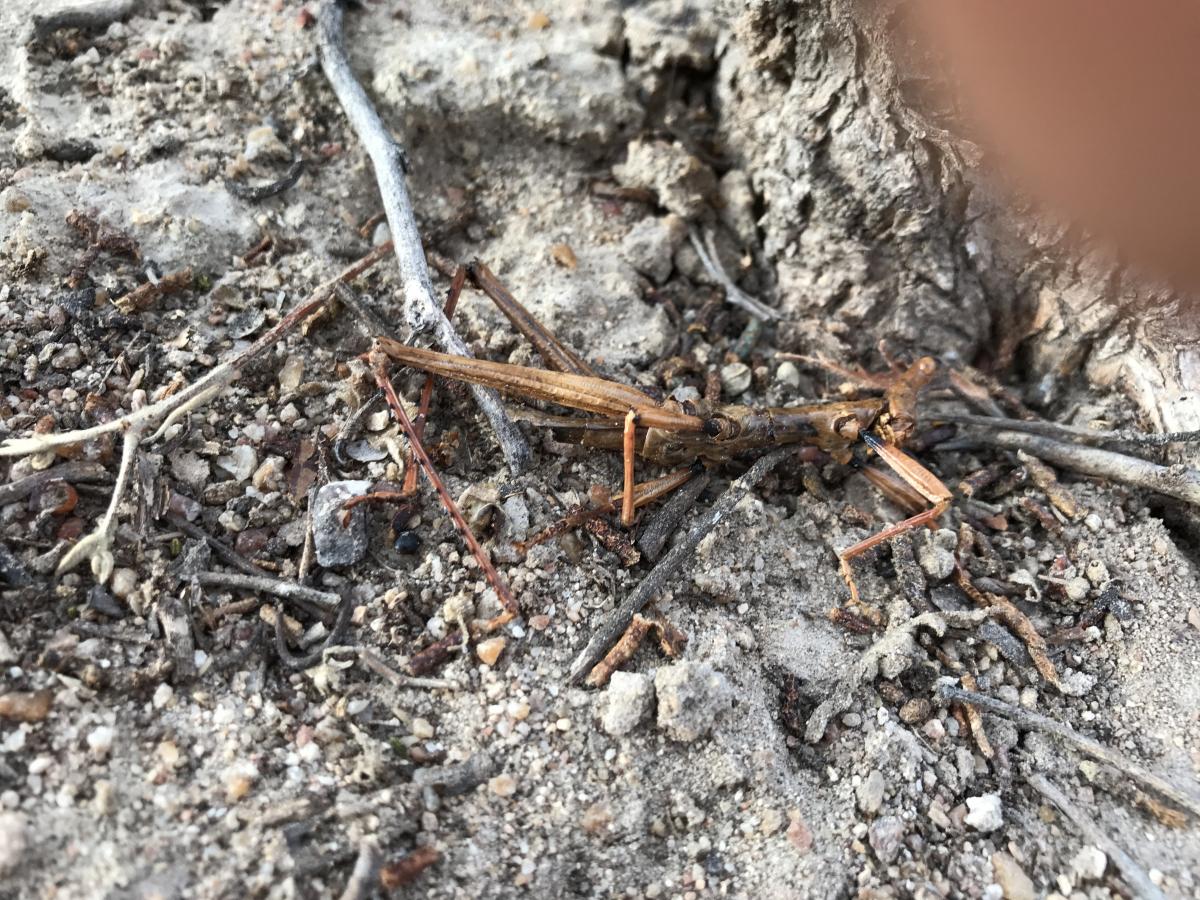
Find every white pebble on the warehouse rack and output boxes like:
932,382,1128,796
964,793,1003,832
86,725,115,757
152,684,174,709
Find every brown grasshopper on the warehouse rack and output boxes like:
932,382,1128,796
368,260,952,613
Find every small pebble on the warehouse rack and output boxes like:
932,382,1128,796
92,780,116,817
991,851,1035,900
86,725,116,758
216,445,258,483
922,718,946,741
655,662,732,742
759,807,784,836
1065,577,1090,602
964,793,1003,832
601,671,655,736
0,812,27,876
1084,559,1109,586
775,360,800,388
899,698,931,724
488,773,517,798
152,684,174,709
1070,845,1107,881
0,690,52,723
867,815,905,863
109,568,137,600
475,637,506,667
410,718,435,740
1084,513,1103,532
719,362,752,397
857,769,886,816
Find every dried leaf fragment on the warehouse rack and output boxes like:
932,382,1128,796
550,243,577,269
0,689,53,723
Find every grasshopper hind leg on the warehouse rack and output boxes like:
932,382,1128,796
833,432,953,625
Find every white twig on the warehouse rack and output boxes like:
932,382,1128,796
315,0,530,475
56,398,147,581
0,365,234,458
688,227,779,321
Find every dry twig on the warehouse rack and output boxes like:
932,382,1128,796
196,571,340,613
939,685,1200,819
569,449,793,684
1026,773,1166,900
988,431,1200,508
315,0,529,475
688,227,779,321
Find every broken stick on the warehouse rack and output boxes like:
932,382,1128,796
568,449,792,685
315,0,530,475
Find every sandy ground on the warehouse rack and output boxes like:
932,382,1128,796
0,2,1198,899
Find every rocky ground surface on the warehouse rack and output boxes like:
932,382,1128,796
0,2,1198,899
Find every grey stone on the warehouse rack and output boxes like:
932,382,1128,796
600,671,655,736
622,214,686,284
857,769,886,816
868,815,905,863
655,662,732,742
313,480,372,567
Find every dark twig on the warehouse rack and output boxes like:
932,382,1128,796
1026,773,1166,900
315,0,530,475
987,431,1200,508
939,411,1200,448
226,158,306,203
569,449,792,684
197,571,340,613
939,685,1200,818
0,461,109,504
274,596,353,670
30,0,140,40
163,514,266,578
636,468,710,561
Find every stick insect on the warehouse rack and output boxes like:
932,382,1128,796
370,260,952,615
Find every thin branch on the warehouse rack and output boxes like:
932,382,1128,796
358,647,458,690
939,685,1200,818
55,412,144,580
0,461,109,504
986,431,1200,508
688,227,779,321
938,411,1200,448
568,448,793,684
1026,773,1166,900
315,0,530,475
163,513,267,578
196,571,341,613
30,0,140,40
337,839,382,900
0,242,393,459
